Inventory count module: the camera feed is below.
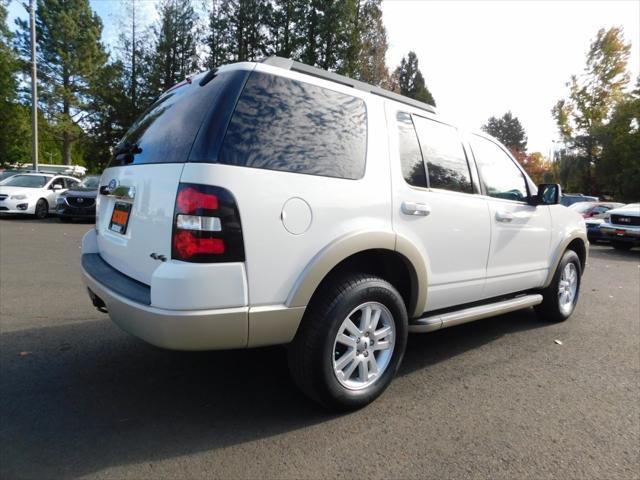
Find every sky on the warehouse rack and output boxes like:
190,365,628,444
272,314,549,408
381,0,640,155
8,0,640,156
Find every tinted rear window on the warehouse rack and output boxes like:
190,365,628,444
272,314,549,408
219,72,367,179
110,71,244,166
396,112,427,188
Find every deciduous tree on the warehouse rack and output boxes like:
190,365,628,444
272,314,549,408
511,150,549,185
595,78,640,201
552,27,631,193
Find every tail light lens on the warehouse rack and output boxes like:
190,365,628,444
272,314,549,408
171,183,245,263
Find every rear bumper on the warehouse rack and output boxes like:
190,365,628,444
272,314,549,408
80,230,305,350
82,257,249,350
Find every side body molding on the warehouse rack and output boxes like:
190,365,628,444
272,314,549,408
285,230,429,318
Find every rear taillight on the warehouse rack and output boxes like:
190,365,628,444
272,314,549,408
171,183,245,263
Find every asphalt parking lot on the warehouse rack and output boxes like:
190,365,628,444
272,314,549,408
1,216,639,479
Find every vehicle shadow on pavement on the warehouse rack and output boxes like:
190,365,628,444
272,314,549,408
401,307,546,376
0,310,546,479
587,245,640,261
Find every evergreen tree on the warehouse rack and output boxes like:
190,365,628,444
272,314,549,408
206,0,230,68
206,0,268,67
393,52,435,106
147,0,199,96
297,0,351,71
0,0,15,105
341,0,389,87
267,0,304,59
206,0,390,88
115,0,151,123
82,61,130,172
16,0,108,165
354,0,389,87
481,111,528,152
0,0,31,165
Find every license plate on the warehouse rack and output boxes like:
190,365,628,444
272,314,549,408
615,229,626,236
109,202,132,234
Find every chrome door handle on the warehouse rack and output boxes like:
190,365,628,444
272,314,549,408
401,201,431,216
495,210,514,222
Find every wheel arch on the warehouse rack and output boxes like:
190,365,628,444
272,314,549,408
285,231,428,318
35,197,49,216
543,231,588,288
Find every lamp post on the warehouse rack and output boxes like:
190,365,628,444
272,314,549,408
29,0,38,172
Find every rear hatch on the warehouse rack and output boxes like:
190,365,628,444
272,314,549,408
96,67,252,285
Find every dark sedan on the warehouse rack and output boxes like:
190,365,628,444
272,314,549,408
56,175,99,221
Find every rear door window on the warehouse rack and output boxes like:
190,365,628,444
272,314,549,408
397,112,427,188
219,72,367,180
412,116,473,194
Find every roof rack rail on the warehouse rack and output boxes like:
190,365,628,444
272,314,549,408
260,56,436,115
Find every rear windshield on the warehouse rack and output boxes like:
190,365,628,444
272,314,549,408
109,70,246,167
218,71,367,180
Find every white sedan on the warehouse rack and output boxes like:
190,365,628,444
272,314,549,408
0,173,81,219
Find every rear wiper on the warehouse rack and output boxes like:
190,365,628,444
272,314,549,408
114,141,142,156
113,141,142,164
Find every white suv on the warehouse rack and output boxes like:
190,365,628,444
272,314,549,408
81,57,588,410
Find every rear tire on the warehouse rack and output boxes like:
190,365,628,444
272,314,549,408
34,199,48,219
535,250,581,322
612,241,633,251
288,274,408,411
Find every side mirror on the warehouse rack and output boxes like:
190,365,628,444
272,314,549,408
52,184,63,191
531,184,561,206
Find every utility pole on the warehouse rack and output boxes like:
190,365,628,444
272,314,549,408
29,0,38,171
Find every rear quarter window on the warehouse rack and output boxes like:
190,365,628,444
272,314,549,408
219,72,367,180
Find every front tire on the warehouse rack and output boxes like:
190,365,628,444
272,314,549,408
535,250,581,322
288,274,408,411
34,199,48,219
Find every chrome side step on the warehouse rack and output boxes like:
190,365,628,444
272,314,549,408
408,294,543,333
